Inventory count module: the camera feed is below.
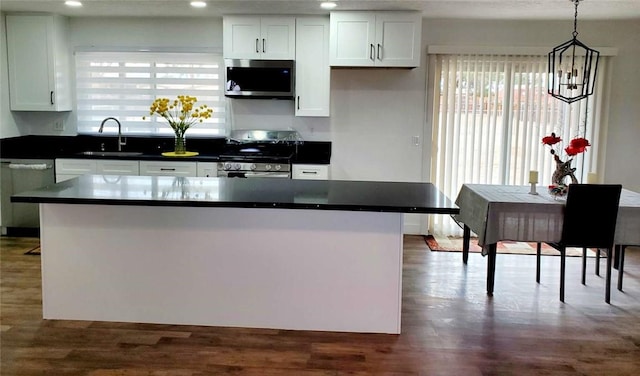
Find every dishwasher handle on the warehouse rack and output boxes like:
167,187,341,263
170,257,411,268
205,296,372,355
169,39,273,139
8,163,52,170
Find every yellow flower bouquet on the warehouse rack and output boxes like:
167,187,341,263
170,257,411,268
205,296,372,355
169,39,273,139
144,95,213,154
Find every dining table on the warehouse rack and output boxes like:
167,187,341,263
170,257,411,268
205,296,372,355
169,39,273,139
453,184,640,295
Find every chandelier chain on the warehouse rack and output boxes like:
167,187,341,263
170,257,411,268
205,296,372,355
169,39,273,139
572,0,580,38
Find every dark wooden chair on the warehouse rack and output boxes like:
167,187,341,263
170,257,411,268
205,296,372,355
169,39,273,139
536,184,622,303
596,244,629,292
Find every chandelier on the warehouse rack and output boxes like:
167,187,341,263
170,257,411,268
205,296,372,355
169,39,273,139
548,0,600,103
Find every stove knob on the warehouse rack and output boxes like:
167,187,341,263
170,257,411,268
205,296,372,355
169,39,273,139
275,165,282,171
233,163,241,170
250,164,257,171
265,164,272,171
223,163,232,171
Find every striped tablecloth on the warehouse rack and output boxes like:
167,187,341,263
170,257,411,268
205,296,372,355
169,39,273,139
454,184,640,247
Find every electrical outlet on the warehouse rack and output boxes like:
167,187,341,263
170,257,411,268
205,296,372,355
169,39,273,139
53,120,64,131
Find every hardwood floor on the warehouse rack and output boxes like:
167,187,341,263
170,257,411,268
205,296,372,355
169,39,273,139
2,235,640,375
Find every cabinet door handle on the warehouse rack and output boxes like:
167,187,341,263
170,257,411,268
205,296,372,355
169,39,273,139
370,44,375,60
377,44,382,60
297,96,300,110
302,171,318,174
50,91,55,105
160,168,176,171
262,38,266,53
256,38,259,53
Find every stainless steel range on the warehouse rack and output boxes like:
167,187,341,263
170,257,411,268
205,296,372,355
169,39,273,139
217,130,300,178
218,161,291,178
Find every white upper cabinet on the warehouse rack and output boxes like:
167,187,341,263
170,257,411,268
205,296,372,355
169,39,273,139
329,11,422,68
223,16,295,60
295,17,330,117
5,14,72,111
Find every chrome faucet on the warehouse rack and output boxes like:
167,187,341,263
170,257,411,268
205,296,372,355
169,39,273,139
98,117,126,151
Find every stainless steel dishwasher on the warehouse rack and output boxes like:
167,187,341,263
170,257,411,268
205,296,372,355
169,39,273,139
0,159,55,236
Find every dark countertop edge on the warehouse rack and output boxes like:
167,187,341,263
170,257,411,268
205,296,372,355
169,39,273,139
55,154,331,163
19,154,330,163
69,154,223,162
11,196,459,215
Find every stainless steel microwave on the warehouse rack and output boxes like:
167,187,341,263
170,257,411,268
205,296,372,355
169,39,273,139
224,59,295,99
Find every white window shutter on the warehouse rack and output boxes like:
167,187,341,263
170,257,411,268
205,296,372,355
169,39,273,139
75,51,226,136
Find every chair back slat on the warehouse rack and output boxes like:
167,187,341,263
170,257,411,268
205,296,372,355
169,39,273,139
561,184,622,248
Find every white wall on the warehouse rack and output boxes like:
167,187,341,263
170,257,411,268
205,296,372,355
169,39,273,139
1,15,638,192
329,68,426,182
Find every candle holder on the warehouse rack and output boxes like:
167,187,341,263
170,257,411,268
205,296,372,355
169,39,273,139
528,171,539,195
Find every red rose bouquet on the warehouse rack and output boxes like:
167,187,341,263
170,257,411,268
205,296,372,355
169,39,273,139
542,132,590,196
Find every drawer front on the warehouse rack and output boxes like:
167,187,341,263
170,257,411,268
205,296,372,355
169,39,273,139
292,164,329,180
96,160,139,175
139,161,197,177
196,162,218,177
55,159,97,175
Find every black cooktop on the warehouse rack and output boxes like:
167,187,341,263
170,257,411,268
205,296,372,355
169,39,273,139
219,143,295,162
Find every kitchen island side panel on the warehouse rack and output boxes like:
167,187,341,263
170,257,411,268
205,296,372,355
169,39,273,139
40,204,404,334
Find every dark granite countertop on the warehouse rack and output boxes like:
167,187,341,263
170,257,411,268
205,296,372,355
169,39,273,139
12,175,459,214
0,135,331,164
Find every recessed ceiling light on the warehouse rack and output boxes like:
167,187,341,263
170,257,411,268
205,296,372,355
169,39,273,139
320,2,337,10
65,1,82,7
191,1,207,8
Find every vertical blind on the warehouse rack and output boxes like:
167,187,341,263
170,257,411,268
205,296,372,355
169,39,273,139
430,54,608,236
75,51,226,136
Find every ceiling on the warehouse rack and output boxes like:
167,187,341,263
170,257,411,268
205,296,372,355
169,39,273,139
1,0,639,20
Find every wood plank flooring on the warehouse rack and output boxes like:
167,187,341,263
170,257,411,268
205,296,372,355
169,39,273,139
2,235,640,375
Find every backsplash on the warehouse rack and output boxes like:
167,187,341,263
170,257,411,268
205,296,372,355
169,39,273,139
227,99,331,142
5,99,331,143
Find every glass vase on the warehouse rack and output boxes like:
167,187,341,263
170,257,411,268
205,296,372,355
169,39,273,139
174,134,186,154
551,156,579,186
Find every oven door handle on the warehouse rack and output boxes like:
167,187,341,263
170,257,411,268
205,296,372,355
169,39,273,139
244,171,291,178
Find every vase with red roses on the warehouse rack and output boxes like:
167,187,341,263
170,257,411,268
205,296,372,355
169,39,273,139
542,133,590,196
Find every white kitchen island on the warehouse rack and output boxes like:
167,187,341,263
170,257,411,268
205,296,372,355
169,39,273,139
13,175,458,334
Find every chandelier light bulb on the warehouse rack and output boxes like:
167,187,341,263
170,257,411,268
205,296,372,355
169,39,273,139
190,1,207,8
320,2,337,10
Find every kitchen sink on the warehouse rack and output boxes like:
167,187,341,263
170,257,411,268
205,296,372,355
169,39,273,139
77,151,144,157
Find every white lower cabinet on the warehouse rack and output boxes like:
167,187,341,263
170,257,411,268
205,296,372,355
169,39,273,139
56,159,215,181
138,161,214,177
139,161,198,177
292,164,330,180
55,159,96,182
55,159,140,182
